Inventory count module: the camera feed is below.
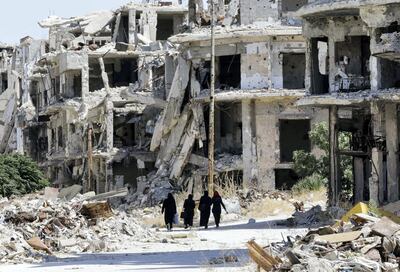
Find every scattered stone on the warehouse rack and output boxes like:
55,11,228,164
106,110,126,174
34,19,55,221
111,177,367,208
0,192,155,264
248,213,400,271
208,255,239,265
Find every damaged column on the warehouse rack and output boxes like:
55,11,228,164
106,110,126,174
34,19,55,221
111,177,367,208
329,106,339,206
128,8,137,46
140,9,157,42
242,100,257,189
370,102,384,204
385,103,399,202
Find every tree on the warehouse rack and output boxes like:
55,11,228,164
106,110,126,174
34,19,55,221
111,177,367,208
292,122,353,197
0,154,49,197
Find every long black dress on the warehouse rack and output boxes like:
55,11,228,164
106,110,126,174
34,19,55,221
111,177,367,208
183,198,195,227
199,194,212,228
162,194,177,230
212,196,226,227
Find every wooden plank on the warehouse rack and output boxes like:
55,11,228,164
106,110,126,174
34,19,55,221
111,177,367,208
248,240,280,266
247,240,280,271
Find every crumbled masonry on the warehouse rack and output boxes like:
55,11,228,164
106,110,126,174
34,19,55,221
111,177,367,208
3,0,400,268
0,0,327,202
0,192,154,264
249,209,400,271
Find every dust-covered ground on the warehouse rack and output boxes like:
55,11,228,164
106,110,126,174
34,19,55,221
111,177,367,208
0,189,326,271
1,216,308,272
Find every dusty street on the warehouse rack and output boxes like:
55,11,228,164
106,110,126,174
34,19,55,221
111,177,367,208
1,216,307,272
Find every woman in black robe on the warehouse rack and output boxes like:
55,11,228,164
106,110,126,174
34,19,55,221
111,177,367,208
183,194,195,229
162,193,177,231
198,191,212,229
211,191,227,228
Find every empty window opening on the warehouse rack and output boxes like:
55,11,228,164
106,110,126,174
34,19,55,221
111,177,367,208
156,16,174,40
43,90,48,106
52,76,60,98
1,72,8,93
217,55,241,89
113,113,136,148
198,61,211,90
58,126,64,148
70,124,76,134
62,70,82,98
89,58,138,92
153,65,165,98
310,38,329,94
281,0,308,13
334,36,370,92
282,53,305,89
50,129,56,149
279,119,310,162
112,157,153,193
275,169,300,190
112,59,138,87
216,103,242,155
380,58,400,89
30,81,39,109
115,15,129,44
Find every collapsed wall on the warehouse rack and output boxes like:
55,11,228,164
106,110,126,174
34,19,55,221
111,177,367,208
0,0,331,207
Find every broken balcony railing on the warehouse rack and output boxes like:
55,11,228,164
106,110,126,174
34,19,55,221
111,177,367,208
334,76,370,93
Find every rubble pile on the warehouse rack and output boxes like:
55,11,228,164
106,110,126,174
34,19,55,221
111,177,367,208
238,190,290,210
287,205,334,227
125,171,175,207
0,193,155,264
255,213,400,271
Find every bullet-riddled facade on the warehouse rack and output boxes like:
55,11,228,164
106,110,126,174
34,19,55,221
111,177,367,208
297,0,400,205
0,1,329,205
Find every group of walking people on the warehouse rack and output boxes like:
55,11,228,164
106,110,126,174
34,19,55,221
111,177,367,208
161,191,227,231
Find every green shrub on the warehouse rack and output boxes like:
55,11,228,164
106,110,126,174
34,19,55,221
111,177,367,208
0,154,49,197
293,150,319,178
292,173,327,194
292,122,353,197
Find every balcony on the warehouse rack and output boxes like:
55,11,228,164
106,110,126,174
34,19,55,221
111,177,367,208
333,76,370,93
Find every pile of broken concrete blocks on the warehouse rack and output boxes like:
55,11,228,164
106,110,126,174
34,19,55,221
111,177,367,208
0,188,155,264
268,214,400,271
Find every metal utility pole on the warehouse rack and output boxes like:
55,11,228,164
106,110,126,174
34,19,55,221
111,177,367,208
208,0,216,193
87,126,93,192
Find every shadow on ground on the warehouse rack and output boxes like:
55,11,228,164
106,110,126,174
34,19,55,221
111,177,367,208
33,248,249,271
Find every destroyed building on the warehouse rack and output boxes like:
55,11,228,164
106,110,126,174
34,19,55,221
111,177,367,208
0,2,188,195
296,0,400,206
148,0,328,195
0,0,332,201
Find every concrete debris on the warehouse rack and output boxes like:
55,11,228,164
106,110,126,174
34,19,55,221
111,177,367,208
4,0,400,252
288,205,334,226
0,193,155,264
80,202,114,219
0,0,324,206
58,185,82,201
250,214,400,271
